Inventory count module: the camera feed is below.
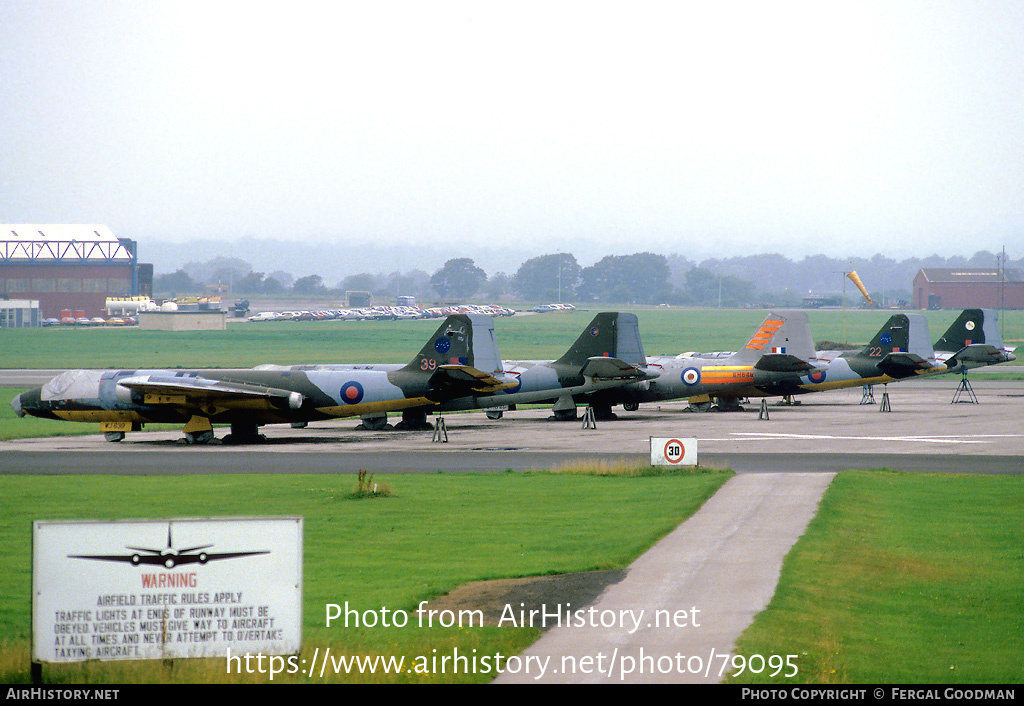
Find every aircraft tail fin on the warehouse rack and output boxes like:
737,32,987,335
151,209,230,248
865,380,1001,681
858,313,932,359
857,313,936,377
554,312,646,368
402,314,502,375
731,311,815,366
933,309,1002,352
935,309,1016,369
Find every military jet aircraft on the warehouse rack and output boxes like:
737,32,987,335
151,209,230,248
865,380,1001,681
576,310,818,414
11,314,515,443
931,308,1017,372
448,311,657,421
480,310,816,418
11,313,656,443
745,312,946,400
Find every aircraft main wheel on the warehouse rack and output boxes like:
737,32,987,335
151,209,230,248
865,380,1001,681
360,415,389,431
485,410,503,420
184,430,216,445
553,408,578,421
591,403,617,421
222,422,265,444
623,402,639,412
104,431,125,443
395,410,431,430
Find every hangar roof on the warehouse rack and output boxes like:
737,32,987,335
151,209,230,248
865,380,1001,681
917,267,1022,283
1,224,134,262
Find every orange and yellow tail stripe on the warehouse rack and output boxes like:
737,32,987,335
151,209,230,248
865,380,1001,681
744,319,784,350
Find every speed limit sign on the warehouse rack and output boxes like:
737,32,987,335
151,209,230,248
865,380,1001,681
651,437,698,466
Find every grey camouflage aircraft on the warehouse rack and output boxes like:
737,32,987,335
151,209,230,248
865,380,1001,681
580,310,818,414
11,313,655,443
453,311,656,421
11,314,515,443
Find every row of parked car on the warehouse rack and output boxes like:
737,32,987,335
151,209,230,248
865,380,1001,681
247,304,518,323
43,316,138,327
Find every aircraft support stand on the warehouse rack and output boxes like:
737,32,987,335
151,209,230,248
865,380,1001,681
582,406,597,430
758,398,770,420
952,372,978,404
879,385,891,412
432,416,448,443
860,385,875,405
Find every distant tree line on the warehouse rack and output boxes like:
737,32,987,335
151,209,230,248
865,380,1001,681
153,249,1020,307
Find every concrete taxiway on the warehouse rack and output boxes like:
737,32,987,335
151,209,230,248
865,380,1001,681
3,379,1023,475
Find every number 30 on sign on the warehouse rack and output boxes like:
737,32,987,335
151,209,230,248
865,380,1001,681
651,437,698,466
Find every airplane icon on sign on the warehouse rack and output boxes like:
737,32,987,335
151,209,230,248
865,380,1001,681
68,524,269,569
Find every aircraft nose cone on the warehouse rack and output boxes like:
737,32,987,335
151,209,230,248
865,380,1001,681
10,392,23,417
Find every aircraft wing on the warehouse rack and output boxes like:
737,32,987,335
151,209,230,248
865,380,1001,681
753,354,815,374
947,344,1008,367
429,365,519,397
117,375,305,410
580,356,659,381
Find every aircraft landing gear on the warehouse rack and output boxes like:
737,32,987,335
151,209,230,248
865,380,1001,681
552,408,578,421
394,410,432,430
184,430,216,445
622,401,639,412
221,421,265,445
485,410,504,420
359,415,390,431
551,395,577,421
104,432,125,442
712,397,744,412
590,402,617,421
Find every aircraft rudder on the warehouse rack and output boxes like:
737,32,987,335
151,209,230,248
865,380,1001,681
465,313,504,374
613,312,646,366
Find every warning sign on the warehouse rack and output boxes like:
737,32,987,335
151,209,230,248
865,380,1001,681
650,437,698,466
32,517,302,663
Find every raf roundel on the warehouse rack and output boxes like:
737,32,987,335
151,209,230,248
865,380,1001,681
340,381,365,405
681,367,701,386
434,337,452,354
965,320,976,331
808,370,827,384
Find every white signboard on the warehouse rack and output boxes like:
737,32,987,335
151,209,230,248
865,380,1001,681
33,516,302,663
650,437,698,467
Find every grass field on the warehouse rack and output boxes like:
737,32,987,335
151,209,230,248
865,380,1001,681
730,471,1024,684
2,307,1020,369
0,469,730,684
1,470,1020,683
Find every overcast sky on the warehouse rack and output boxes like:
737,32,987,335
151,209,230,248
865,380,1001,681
2,0,1022,264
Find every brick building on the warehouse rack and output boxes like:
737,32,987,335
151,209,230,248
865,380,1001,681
913,268,1024,310
1,225,152,319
